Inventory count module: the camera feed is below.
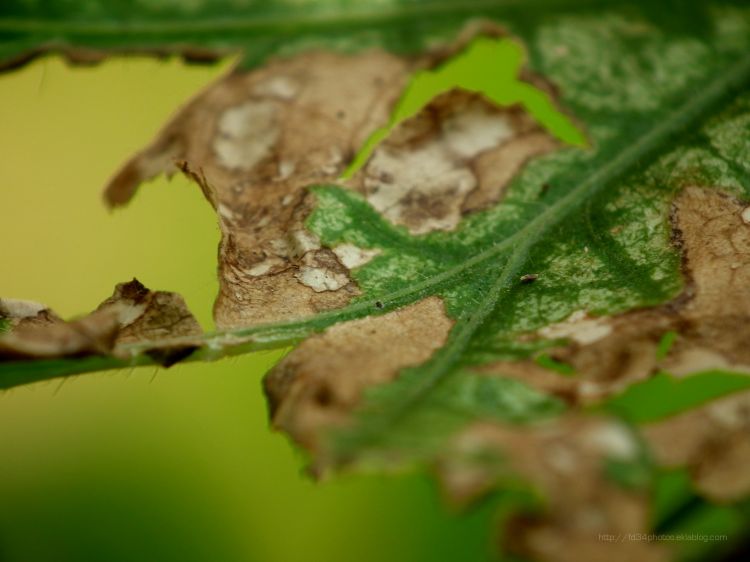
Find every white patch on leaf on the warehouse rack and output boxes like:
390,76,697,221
332,243,380,269
246,257,286,277
217,203,236,222
214,101,279,170
442,110,515,158
365,140,477,234
584,422,638,460
0,298,47,319
287,229,321,259
539,310,613,344
277,160,296,181
295,266,349,292
253,75,299,100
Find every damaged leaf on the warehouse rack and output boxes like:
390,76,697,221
0,280,202,387
438,417,664,562
3,1,750,562
102,31,581,329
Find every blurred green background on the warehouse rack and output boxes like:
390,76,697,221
0,57,497,562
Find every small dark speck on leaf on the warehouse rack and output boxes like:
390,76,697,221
520,274,538,284
314,384,333,406
379,171,394,184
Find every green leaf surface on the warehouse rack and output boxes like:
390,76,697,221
605,371,750,424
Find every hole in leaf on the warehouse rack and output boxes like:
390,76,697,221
342,36,587,177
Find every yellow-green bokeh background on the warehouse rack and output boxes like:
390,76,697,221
0,57,497,561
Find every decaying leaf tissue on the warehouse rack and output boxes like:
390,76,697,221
1,1,750,561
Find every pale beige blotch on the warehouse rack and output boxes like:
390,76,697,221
245,257,285,277
252,75,299,100
332,243,380,269
285,229,321,259
363,137,477,234
351,90,559,234
538,310,613,345
263,296,453,454
213,100,280,170
581,422,639,460
442,105,516,156
295,262,350,292
0,298,48,323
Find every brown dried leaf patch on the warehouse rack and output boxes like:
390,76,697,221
263,296,453,453
0,279,202,365
644,389,750,502
437,417,667,562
